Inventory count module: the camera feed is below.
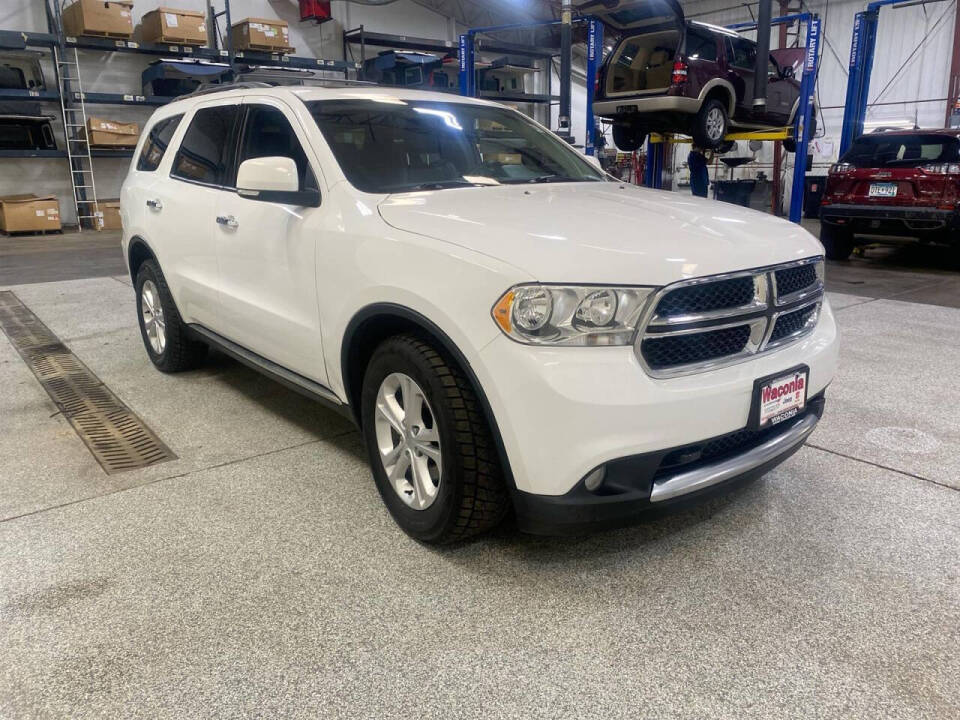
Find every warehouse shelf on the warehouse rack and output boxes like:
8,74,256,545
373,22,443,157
0,149,66,158
90,148,135,158
71,92,174,106
0,88,61,102
343,28,457,55
479,91,558,104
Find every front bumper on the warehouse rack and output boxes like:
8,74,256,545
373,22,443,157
475,299,838,522
821,203,958,233
513,395,824,535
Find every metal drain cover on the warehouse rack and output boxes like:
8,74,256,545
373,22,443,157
0,291,176,474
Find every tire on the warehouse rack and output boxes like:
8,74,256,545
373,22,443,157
361,334,510,544
820,223,855,261
613,123,646,152
692,98,728,149
135,259,207,372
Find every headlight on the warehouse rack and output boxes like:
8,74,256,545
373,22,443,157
492,284,655,346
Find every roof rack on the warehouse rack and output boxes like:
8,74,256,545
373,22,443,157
184,81,273,98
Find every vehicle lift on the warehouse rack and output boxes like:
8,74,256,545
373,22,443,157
839,0,950,156
644,13,823,224
458,17,607,156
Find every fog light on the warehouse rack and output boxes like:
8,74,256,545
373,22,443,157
583,465,606,492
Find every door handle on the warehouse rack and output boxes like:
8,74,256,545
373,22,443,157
146,199,162,210
216,214,238,229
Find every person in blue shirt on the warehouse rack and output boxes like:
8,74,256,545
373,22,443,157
688,146,712,198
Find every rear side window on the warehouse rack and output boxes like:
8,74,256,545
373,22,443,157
171,105,240,187
842,134,960,168
726,37,757,70
237,105,315,190
685,27,717,62
136,114,182,172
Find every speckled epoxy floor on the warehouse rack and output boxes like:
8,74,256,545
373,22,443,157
1,272,958,718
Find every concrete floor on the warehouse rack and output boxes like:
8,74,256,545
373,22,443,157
1,227,959,718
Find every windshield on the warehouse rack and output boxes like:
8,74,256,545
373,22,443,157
841,134,960,168
305,99,606,193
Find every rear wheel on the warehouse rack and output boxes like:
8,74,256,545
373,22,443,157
692,99,728,149
361,334,510,544
820,223,855,261
613,123,647,152
784,110,817,153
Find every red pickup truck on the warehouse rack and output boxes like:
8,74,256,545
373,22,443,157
819,129,960,259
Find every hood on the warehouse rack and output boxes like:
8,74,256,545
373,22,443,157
378,183,823,286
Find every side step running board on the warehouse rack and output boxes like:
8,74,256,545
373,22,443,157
188,324,354,423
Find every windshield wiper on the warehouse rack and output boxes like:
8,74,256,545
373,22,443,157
396,180,491,192
502,175,582,185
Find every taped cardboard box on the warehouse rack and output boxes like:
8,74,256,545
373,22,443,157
141,7,207,46
62,0,135,39
0,194,61,233
87,116,140,147
230,18,295,54
96,200,122,231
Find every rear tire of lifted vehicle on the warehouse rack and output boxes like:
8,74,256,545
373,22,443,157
613,123,647,152
135,259,207,372
784,112,817,153
820,223,855,261
692,99,728,150
361,334,510,544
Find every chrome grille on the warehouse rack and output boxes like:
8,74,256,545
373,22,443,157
636,258,824,377
655,276,755,317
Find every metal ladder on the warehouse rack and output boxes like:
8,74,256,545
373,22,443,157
54,45,100,230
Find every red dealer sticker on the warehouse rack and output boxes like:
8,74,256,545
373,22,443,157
757,370,808,428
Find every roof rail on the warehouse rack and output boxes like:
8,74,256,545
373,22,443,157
182,81,272,98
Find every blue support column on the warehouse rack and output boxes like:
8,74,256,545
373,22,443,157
458,33,474,97
839,10,878,155
585,19,603,155
789,16,821,223
644,138,664,189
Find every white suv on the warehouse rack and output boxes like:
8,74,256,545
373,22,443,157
121,83,838,542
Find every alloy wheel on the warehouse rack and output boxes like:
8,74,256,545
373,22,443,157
706,107,725,141
140,280,166,355
374,372,442,510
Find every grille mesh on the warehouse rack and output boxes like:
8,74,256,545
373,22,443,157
641,325,751,369
0,291,175,474
770,304,817,344
655,276,755,317
775,264,817,299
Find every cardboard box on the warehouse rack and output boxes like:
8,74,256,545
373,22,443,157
0,194,61,233
140,7,207,46
61,0,134,39
96,200,122,231
87,116,140,147
230,18,295,54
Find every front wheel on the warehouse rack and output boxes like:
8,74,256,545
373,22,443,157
361,335,510,544
135,259,207,372
692,99,728,149
613,123,647,152
820,223,855,260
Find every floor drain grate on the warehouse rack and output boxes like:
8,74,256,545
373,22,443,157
0,291,176,474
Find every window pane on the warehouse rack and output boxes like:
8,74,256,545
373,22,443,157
137,114,182,172
171,105,239,186
842,134,960,167
237,105,311,189
685,28,716,62
307,99,605,194
727,38,756,69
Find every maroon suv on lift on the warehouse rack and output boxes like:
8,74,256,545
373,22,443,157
819,129,960,259
586,0,806,151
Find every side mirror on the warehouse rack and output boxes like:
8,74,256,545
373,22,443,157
780,66,795,80
236,156,320,207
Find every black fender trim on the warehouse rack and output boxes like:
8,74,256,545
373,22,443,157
342,303,517,491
